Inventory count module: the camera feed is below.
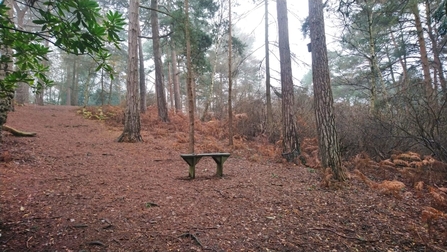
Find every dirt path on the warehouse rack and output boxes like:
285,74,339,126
0,105,441,251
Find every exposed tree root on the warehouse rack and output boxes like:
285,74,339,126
2,125,36,137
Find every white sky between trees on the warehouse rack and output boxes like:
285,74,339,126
234,0,338,89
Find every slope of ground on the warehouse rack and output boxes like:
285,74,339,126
0,105,445,251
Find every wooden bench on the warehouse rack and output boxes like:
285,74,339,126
180,153,231,178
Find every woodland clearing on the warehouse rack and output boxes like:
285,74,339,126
0,105,447,251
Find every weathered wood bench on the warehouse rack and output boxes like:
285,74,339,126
180,153,231,178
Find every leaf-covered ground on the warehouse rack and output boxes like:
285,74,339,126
0,105,446,251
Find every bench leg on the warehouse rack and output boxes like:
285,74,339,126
180,155,203,179
188,156,203,178
189,164,195,178
211,156,229,177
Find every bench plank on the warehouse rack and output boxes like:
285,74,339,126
180,153,231,178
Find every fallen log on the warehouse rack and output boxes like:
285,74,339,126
2,125,36,137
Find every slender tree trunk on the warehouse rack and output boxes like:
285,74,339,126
13,2,29,105
138,21,147,113
66,70,72,106
411,2,433,99
309,0,346,181
277,0,300,162
168,62,174,109
218,73,224,118
425,0,446,103
228,0,234,146
100,68,104,106
184,0,195,153
151,0,169,122
117,0,142,143
83,72,93,106
265,0,273,133
108,78,113,105
170,40,182,113
72,58,78,106
365,7,378,112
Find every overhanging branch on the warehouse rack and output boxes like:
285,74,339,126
139,5,172,17
139,31,173,39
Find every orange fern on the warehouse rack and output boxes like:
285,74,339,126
414,181,424,191
428,186,447,207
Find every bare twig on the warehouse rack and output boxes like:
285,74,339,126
145,202,159,208
88,240,106,246
178,232,203,247
309,228,378,242
73,224,88,228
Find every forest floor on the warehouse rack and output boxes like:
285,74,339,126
1,105,447,252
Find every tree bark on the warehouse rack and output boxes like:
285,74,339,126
276,0,300,162
168,62,174,109
13,2,30,105
117,0,142,143
170,40,182,113
151,0,169,122
411,2,433,100
228,0,234,146
265,0,273,134
309,0,346,181
138,21,147,113
0,0,15,144
184,0,195,153
425,0,446,103
366,7,377,112
71,58,78,106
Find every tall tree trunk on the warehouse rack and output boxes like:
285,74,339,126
117,0,142,143
425,0,446,103
151,0,169,122
83,71,93,106
309,0,346,181
108,78,113,105
184,0,195,153
265,0,273,134
72,58,78,106
228,0,234,146
0,0,15,144
13,2,29,105
138,21,147,113
170,40,182,113
168,62,174,109
277,0,300,162
365,6,380,112
411,2,433,99
100,68,104,106
66,65,72,106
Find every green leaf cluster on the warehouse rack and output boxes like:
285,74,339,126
0,0,125,96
